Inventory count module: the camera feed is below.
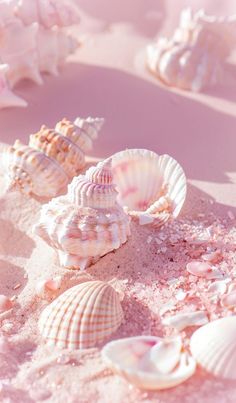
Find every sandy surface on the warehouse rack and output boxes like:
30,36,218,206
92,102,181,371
0,0,236,402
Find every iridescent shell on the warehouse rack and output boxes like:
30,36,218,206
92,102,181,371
5,116,104,198
38,280,124,349
102,336,196,390
34,159,131,269
147,9,236,92
0,64,27,109
190,316,236,379
111,149,186,227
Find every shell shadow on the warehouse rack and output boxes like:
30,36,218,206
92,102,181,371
0,260,28,297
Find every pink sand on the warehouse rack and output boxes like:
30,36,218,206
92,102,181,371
1,0,236,401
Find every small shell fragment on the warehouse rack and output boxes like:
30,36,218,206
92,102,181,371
186,261,223,279
0,295,13,313
162,311,209,331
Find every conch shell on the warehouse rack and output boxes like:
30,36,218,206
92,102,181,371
34,159,131,269
38,280,124,349
0,64,27,109
5,116,104,198
147,8,236,92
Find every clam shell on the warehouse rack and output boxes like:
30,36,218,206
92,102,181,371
190,316,236,379
39,280,124,349
102,336,196,390
111,149,186,226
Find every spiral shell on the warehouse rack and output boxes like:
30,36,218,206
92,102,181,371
0,64,27,109
147,8,236,92
111,149,186,227
39,280,124,349
190,316,236,380
34,159,131,269
5,116,104,198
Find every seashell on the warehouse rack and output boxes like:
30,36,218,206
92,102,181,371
110,149,186,227
228,282,236,294
147,8,236,92
150,336,182,374
0,64,27,109
201,250,223,264
190,316,236,379
37,27,79,76
162,311,209,331
35,276,62,299
0,20,43,87
102,336,196,390
15,0,80,28
0,295,13,313
220,291,236,308
38,280,124,349
34,159,131,269
5,116,104,198
207,280,228,296
186,261,223,279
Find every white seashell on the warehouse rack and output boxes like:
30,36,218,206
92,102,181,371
39,280,124,349
150,336,182,374
207,280,228,296
15,0,80,28
0,63,27,109
34,159,131,269
220,291,236,308
162,311,209,331
0,20,43,87
190,316,236,379
102,336,196,390
147,8,236,92
5,116,104,198
0,295,13,313
186,261,223,279
111,149,186,227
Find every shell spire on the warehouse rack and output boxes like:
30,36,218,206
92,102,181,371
34,158,131,269
5,116,104,199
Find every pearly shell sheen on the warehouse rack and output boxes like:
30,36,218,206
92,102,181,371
111,149,186,226
190,316,236,380
147,8,236,92
5,116,104,198
38,280,124,349
0,64,27,109
102,336,196,390
34,159,131,269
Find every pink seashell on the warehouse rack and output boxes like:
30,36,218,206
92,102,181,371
5,116,104,198
190,316,236,379
186,261,223,279
34,159,131,269
221,291,236,308
102,336,196,390
162,311,209,331
39,280,124,349
147,8,236,92
207,280,228,296
0,20,43,87
228,282,236,294
150,336,182,374
201,250,223,264
15,0,80,28
0,295,13,313
0,64,27,109
35,276,62,298
111,149,186,227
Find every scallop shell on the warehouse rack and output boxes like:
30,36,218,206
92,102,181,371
147,8,236,92
111,149,186,227
190,316,236,379
34,158,131,269
38,280,124,349
15,0,80,28
0,20,43,87
5,116,104,198
0,64,27,109
102,336,196,390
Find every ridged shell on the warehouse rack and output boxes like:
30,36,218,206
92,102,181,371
0,64,27,109
102,336,196,390
147,8,236,92
5,116,104,198
190,316,236,379
34,159,131,269
15,0,80,28
38,280,124,349
111,149,186,226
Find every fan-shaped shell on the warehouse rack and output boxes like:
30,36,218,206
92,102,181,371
147,9,236,92
34,159,131,269
111,149,186,226
102,336,196,390
190,316,236,379
39,280,124,349
5,116,104,198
